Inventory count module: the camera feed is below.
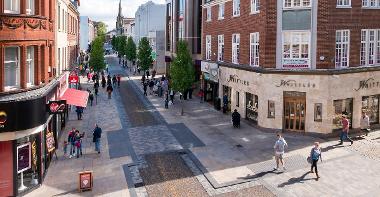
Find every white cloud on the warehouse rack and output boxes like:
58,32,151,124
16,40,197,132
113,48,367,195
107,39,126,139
78,0,165,31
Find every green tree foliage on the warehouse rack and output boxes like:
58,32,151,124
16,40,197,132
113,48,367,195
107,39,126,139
111,36,116,50
89,36,106,72
137,37,153,72
111,36,127,57
169,40,195,94
125,37,137,62
96,22,107,38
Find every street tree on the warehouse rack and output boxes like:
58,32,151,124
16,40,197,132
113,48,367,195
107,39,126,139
95,21,107,41
169,40,195,115
137,37,153,74
125,37,137,64
89,36,106,72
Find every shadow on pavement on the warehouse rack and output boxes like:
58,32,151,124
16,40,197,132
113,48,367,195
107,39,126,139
277,172,316,188
238,169,281,180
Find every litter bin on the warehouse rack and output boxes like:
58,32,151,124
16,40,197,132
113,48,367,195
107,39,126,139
214,98,221,111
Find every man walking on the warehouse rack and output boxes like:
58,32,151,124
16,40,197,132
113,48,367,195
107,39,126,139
274,133,288,171
360,112,370,136
93,124,102,154
339,115,353,145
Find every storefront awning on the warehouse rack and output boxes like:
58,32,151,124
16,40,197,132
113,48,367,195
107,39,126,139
60,88,89,107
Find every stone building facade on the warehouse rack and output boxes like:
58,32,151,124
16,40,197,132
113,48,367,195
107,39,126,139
202,0,380,134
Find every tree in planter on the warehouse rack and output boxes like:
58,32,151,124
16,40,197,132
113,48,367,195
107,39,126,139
137,37,153,75
125,37,137,66
169,40,195,115
89,36,106,72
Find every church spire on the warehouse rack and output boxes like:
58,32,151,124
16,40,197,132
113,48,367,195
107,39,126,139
118,0,123,17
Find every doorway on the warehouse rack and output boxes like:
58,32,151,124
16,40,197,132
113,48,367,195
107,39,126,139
284,92,306,132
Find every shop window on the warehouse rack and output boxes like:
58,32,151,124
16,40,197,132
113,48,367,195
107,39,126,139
362,95,379,124
223,86,232,112
4,0,20,14
26,46,35,87
282,31,310,69
4,47,20,91
333,98,353,130
236,91,240,107
16,134,40,194
246,93,258,124
26,0,35,15
268,100,275,118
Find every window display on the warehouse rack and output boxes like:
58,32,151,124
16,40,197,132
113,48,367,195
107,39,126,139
362,95,379,124
333,98,353,130
268,100,275,118
246,93,258,124
314,103,322,122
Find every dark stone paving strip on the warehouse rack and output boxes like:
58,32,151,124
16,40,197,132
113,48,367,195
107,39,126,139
168,123,206,149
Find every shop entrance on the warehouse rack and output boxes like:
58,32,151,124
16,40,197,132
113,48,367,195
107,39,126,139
284,92,306,132
222,85,232,112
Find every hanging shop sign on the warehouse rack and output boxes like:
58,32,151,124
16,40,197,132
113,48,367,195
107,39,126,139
227,74,249,86
17,143,31,173
69,75,79,84
283,59,310,69
275,80,316,88
355,78,380,91
47,100,67,114
79,171,93,192
46,132,55,153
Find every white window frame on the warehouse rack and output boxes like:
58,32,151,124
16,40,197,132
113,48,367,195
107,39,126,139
362,0,380,8
283,0,311,9
218,35,224,62
361,29,380,66
282,31,311,69
337,0,351,7
206,35,212,60
250,32,260,67
232,34,240,64
4,0,20,14
218,3,225,20
26,0,35,15
233,0,240,17
206,7,212,22
4,46,20,91
251,0,260,14
335,30,350,68
26,46,35,86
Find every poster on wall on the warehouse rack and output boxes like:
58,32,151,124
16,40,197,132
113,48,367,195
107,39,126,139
47,100,67,114
17,143,31,173
314,103,322,122
46,132,55,153
268,101,275,118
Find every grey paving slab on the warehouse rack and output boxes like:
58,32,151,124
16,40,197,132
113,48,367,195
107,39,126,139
168,123,206,149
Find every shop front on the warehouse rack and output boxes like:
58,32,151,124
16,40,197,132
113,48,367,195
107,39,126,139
219,65,380,135
201,61,219,104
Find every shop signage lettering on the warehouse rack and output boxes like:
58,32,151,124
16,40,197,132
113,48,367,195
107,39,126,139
283,59,310,68
0,111,7,128
17,143,31,173
69,75,79,84
227,75,249,86
276,80,316,88
47,100,67,114
355,78,380,91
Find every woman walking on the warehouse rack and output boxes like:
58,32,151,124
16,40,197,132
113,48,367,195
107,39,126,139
310,142,322,179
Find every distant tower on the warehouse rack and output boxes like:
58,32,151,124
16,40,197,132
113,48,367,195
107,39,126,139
116,0,124,35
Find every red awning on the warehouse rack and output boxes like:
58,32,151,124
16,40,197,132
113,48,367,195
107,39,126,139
60,88,89,107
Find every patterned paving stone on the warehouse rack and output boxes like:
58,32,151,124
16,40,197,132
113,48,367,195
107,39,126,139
168,123,206,149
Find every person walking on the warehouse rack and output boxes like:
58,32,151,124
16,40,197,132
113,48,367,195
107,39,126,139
106,84,113,99
89,92,94,106
75,106,83,120
360,112,370,136
68,128,76,158
198,89,204,103
231,109,241,128
339,115,353,145
101,76,106,88
309,142,322,179
223,94,228,113
93,124,102,154
274,133,288,171
117,75,121,87
112,75,117,87
143,81,148,96
164,91,169,109
149,80,154,95
169,89,175,104
75,130,84,158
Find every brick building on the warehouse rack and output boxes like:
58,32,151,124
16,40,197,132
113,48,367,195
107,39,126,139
202,0,380,134
67,1,80,69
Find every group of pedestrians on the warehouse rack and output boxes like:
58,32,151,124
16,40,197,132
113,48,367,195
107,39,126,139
63,124,102,158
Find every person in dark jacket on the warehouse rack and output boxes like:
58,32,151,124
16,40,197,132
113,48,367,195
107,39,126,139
112,75,117,87
117,75,121,87
75,106,83,120
93,124,102,154
101,76,106,88
223,94,229,113
232,109,241,128
89,92,94,106
106,84,113,99
75,130,84,158
143,82,148,96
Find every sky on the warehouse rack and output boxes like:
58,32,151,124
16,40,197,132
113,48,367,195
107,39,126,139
78,0,165,32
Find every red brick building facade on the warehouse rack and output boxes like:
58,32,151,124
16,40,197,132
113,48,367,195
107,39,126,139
201,0,380,134
0,0,56,93
67,1,80,67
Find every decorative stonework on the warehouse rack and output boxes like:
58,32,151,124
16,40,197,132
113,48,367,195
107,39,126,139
0,16,53,32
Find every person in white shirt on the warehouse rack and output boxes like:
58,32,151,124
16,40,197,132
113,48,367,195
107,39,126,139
274,133,288,171
360,112,370,136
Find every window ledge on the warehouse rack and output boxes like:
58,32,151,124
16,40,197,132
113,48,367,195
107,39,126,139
283,7,311,11
218,17,224,20
250,11,260,15
336,5,352,8
362,7,380,9
206,19,211,22
232,14,240,18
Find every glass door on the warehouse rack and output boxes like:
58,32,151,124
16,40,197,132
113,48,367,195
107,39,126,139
284,97,306,132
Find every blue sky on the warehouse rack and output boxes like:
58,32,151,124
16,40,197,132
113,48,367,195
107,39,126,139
78,0,165,31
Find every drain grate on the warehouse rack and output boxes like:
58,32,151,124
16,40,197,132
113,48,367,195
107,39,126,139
134,182,145,188
235,144,243,148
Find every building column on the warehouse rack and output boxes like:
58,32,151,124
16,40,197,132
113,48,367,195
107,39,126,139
40,45,46,83
20,45,27,89
0,45,4,92
20,0,26,14
34,45,41,85
0,0,4,14
35,0,41,16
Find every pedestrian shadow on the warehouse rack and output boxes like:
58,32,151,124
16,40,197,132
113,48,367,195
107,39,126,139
52,189,78,196
322,144,345,152
238,169,281,180
277,172,315,188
